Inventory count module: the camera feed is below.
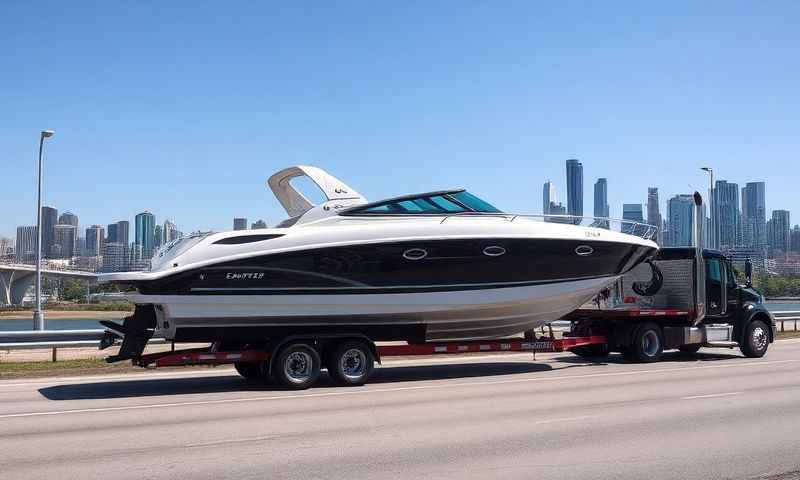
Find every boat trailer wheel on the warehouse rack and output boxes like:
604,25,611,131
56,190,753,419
274,343,321,389
284,351,313,382
340,348,367,380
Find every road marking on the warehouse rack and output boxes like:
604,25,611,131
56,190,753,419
531,414,597,425
1,358,798,420
682,391,742,400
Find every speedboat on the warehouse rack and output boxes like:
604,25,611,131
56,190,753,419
99,165,657,359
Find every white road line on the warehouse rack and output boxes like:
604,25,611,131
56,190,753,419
1,358,798,420
682,392,742,400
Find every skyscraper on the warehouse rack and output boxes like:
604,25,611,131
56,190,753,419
41,205,58,259
163,220,179,243
117,220,130,248
251,219,267,229
742,182,766,248
85,225,105,257
15,226,37,263
102,242,128,273
58,211,79,228
622,203,644,235
542,181,556,215
668,195,695,247
135,212,156,259
791,226,800,253
714,180,740,249
768,210,790,253
107,223,118,243
593,178,609,218
566,159,583,220
233,218,248,231
53,224,77,258
153,225,163,249
646,188,662,244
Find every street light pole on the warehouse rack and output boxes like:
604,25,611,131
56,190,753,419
33,130,54,330
701,167,715,250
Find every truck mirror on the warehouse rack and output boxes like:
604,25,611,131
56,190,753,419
744,258,753,287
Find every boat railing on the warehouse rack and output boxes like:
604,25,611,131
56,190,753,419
439,213,658,241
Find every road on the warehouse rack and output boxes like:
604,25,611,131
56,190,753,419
2,341,800,479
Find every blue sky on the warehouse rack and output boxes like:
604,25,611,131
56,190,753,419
1,1,798,238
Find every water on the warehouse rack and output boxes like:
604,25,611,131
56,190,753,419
0,302,798,332
0,317,121,331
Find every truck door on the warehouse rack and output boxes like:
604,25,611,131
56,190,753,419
705,257,725,317
724,259,740,317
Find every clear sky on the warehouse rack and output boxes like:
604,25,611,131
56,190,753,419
1,1,798,238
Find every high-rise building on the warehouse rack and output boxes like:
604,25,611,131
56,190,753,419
768,210,791,253
101,242,128,273
135,212,156,259
622,203,644,235
742,182,766,248
117,220,130,248
41,205,58,258
566,159,583,220
58,211,79,228
790,226,800,253
646,188,663,244
251,220,267,229
85,225,105,256
593,179,609,228
233,218,248,231
153,225,163,250
52,224,77,258
15,226,37,263
667,195,695,247
107,223,118,243
163,220,179,243
543,181,557,215
714,180,740,249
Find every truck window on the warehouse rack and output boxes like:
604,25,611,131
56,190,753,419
726,261,737,286
706,259,722,284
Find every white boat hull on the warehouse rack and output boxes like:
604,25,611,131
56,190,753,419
128,276,617,342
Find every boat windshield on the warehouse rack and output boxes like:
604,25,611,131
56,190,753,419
342,190,502,215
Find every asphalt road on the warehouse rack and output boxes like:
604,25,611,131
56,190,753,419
2,341,800,480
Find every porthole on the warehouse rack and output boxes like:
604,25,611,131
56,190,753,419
402,248,428,261
575,245,594,256
482,245,506,257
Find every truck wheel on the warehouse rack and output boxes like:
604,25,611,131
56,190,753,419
740,319,770,358
234,361,262,381
273,343,321,390
678,344,702,354
626,322,664,363
328,340,375,386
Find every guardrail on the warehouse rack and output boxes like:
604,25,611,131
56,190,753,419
774,311,800,332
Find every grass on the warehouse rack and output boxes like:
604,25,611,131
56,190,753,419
0,358,139,379
0,302,133,313
777,330,800,339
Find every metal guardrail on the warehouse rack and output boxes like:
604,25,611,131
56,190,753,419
0,329,165,350
774,311,800,333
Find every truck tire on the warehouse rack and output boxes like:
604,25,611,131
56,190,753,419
625,322,664,363
273,342,321,390
740,319,770,358
234,361,262,381
327,340,375,386
678,344,702,354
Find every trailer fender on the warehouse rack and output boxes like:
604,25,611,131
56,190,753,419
736,303,775,345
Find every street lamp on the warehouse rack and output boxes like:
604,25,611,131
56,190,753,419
33,129,55,330
701,167,716,249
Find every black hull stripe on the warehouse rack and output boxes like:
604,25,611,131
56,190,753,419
185,274,614,295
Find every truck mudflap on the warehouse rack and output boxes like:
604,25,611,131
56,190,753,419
99,304,157,363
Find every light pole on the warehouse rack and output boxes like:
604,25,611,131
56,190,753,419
33,130,55,330
701,167,716,249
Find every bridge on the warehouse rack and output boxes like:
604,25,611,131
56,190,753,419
0,264,97,305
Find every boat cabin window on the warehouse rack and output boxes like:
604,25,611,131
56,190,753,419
343,190,501,215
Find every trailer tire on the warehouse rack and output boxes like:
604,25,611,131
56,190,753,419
328,340,375,386
678,344,702,355
626,322,664,363
273,343,321,390
740,319,770,358
234,361,262,381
